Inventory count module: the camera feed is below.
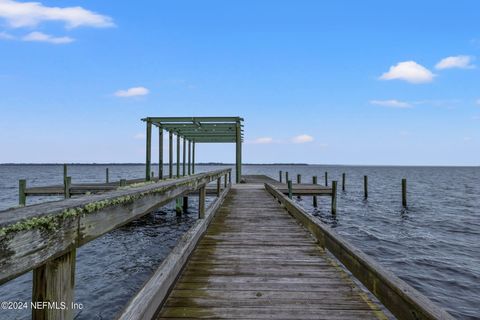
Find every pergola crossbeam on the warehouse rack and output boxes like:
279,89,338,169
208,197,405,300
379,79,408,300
143,116,243,183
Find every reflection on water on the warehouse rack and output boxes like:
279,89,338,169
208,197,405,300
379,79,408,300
0,164,479,319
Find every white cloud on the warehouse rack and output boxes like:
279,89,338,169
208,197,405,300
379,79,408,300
380,61,434,84
0,30,14,39
291,134,314,144
22,31,73,44
435,55,475,70
134,133,145,140
0,0,114,28
115,87,149,97
370,99,412,109
251,137,273,144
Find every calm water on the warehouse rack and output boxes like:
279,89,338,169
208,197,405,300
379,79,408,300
0,164,479,319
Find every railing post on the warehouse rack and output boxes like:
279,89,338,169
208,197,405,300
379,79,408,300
64,177,71,199
32,249,76,320
279,170,282,183
19,179,26,206
364,175,368,198
224,174,227,188
342,173,345,191
228,171,231,184
287,180,292,199
332,181,337,215
198,185,206,219
216,177,221,197
106,168,109,183
285,172,289,184
312,176,317,208
402,178,407,207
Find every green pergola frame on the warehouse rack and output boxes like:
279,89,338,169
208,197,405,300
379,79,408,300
142,116,244,183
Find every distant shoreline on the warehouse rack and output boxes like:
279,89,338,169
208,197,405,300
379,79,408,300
0,163,478,167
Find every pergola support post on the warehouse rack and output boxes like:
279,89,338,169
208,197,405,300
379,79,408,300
176,134,180,178
169,131,173,179
159,127,163,179
188,140,191,175
235,122,242,183
145,121,152,181
182,137,186,176
192,142,196,174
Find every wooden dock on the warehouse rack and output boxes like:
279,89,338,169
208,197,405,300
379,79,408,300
156,183,386,319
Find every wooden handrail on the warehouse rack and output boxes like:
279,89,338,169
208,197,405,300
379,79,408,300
0,168,231,285
264,182,455,320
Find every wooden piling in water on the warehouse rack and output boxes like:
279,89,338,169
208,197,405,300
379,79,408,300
106,168,109,183
64,177,71,199
120,179,127,187
297,174,301,184
325,171,328,186
402,178,407,207
279,170,282,183
287,180,293,199
342,173,345,191
198,185,206,218
364,175,368,198
183,196,189,212
19,179,26,206
63,164,67,182
312,176,318,207
175,198,182,216
332,180,337,214
285,172,289,184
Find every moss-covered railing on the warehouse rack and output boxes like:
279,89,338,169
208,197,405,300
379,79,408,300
0,168,231,320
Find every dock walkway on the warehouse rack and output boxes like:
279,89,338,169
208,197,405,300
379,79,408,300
156,183,386,319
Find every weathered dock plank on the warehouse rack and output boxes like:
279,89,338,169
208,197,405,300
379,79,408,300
155,185,386,319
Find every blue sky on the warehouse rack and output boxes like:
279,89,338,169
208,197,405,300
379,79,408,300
0,0,479,165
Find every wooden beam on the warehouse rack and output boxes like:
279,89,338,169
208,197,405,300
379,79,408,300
235,122,242,183
169,132,173,179
146,121,152,181
159,128,164,180
0,169,231,285
32,249,76,320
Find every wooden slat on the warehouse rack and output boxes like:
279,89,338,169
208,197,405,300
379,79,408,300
155,185,386,319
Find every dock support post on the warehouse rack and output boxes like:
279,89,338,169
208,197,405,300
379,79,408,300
169,132,173,179
342,173,345,191
183,196,189,212
188,140,191,175
192,142,196,174
364,176,368,198
224,174,228,188
63,164,67,182
402,178,407,207
19,179,26,206
287,180,293,199
325,171,328,186
182,137,186,176
145,120,152,181
332,181,337,215
175,198,182,216
297,174,301,184
235,122,242,183
285,172,289,184
228,171,231,184
312,176,318,208
176,135,180,178
279,171,282,183
106,168,109,183
64,177,71,199
198,185,206,219
217,178,221,197
32,249,76,320
120,179,127,187
159,128,163,180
